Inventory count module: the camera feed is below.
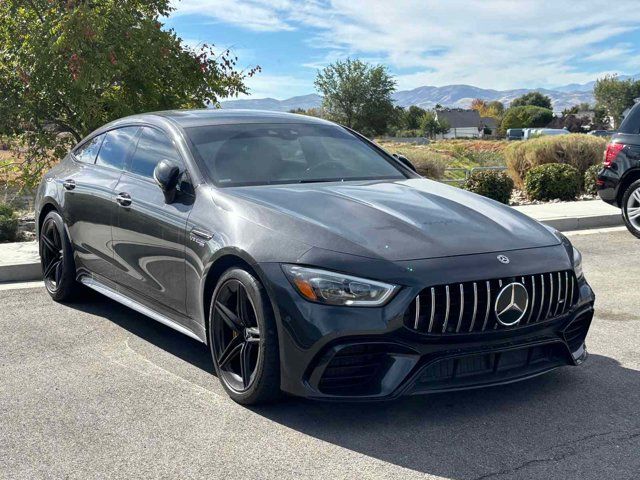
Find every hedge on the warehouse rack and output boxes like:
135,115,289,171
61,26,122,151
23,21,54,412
463,170,514,204
583,164,602,196
505,134,607,189
524,163,581,201
0,203,19,242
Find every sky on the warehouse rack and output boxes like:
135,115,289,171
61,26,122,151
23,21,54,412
164,0,640,100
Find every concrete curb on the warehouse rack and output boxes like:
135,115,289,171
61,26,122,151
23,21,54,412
540,213,624,232
0,262,42,283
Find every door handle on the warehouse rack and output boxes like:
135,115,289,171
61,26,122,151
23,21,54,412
63,179,76,190
116,192,132,207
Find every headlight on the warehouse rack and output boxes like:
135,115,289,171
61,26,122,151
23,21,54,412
573,247,584,279
282,265,398,307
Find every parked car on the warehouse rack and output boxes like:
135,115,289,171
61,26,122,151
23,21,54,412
588,130,616,138
524,128,569,140
597,103,640,238
506,128,524,141
35,110,594,404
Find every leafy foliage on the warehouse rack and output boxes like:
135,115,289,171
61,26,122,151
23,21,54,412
583,164,602,196
0,0,258,190
500,106,553,131
505,134,606,189
315,59,396,136
510,92,552,110
420,111,450,138
470,99,504,119
593,74,640,128
463,170,514,204
0,202,19,242
524,163,581,201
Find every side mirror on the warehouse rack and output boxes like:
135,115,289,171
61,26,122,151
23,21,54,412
392,153,417,173
153,159,181,203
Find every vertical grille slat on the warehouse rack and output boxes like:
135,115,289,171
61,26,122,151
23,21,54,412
406,270,579,335
469,282,478,332
442,285,451,333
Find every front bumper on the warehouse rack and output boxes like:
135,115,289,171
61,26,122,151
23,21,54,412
258,248,595,401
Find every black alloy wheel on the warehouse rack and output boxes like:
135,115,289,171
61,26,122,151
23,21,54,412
39,211,78,301
209,268,280,404
40,216,64,292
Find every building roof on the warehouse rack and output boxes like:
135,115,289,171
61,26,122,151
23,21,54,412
480,116,498,129
435,109,481,128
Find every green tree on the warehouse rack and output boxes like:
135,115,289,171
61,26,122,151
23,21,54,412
314,59,396,136
404,105,427,130
419,111,450,138
500,106,553,130
593,74,640,128
510,92,553,110
0,0,258,189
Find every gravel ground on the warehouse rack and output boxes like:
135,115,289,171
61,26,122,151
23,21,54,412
0,228,638,480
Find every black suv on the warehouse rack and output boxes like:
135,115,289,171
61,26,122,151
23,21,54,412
597,103,640,238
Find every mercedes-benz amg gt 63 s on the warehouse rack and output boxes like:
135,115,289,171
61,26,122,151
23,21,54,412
36,110,595,405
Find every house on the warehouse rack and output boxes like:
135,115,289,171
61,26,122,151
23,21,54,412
434,109,483,138
480,117,498,136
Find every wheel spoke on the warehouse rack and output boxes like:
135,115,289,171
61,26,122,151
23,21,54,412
236,284,249,326
218,336,243,369
43,259,61,280
40,234,57,254
240,342,252,388
628,207,640,219
215,301,242,332
55,260,64,285
632,189,640,204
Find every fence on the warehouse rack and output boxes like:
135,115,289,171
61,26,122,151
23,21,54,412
442,166,507,185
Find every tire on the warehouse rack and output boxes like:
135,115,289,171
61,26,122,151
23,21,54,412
39,211,80,302
208,268,280,405
621,179,640,239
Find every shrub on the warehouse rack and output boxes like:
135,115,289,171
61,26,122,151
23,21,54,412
505,134,607,188
524,163,581,201
583,164,602,196
500,105,553,131
411,152,447,179
0,203,19,242
463,170,514,204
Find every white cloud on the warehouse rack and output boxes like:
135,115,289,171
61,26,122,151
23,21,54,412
234,74,312,99
171,0,640,94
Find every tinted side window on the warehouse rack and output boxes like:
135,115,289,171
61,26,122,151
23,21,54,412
619,103,640,134
74,134,104,164
128,127,182,178
96,127,140,170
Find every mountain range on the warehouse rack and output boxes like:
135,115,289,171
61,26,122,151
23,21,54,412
220,75,640,112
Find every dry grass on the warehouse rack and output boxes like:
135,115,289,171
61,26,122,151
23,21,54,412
504,134,607,189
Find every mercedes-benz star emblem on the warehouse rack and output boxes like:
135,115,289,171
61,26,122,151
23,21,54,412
494,282,529,326
497,254,510,264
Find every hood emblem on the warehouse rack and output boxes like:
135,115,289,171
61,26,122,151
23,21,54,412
494,282,529,326
497,254,510,264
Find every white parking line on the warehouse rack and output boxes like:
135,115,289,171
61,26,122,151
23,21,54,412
564,226,628,236
0,281,44,291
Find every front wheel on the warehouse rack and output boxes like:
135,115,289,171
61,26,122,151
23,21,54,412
208,268,280,405
622,179,640,239
40,211,79,301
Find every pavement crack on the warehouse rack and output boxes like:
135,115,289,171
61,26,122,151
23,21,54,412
471,429,640,480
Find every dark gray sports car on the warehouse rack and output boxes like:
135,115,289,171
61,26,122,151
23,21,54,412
35,110,595,404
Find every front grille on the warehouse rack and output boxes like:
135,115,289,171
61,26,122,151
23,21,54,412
318,344,388,395
412,343,569,393
405,270,579,335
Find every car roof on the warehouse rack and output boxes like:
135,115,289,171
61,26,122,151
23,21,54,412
119,109,337,129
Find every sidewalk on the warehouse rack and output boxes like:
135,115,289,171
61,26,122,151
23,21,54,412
0,200,624,283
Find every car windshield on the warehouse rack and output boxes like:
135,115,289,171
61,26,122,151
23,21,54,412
185,123,407,187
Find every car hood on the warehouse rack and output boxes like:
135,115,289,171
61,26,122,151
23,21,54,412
223,179,560,261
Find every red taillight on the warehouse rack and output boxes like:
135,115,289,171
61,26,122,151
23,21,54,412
603,143,624,167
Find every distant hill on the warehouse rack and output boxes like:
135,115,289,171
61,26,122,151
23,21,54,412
220,83,601,112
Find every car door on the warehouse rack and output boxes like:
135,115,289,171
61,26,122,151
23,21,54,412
111,126,194,318
63,127,139,281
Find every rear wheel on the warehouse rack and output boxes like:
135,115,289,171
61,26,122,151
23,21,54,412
208,268,280,405
622,179,640,239
40,211,79,301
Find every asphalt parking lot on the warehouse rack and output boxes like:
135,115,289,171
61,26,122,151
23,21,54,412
1,227,638,480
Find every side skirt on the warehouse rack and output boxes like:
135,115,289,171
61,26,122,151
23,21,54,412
79,276,204,343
